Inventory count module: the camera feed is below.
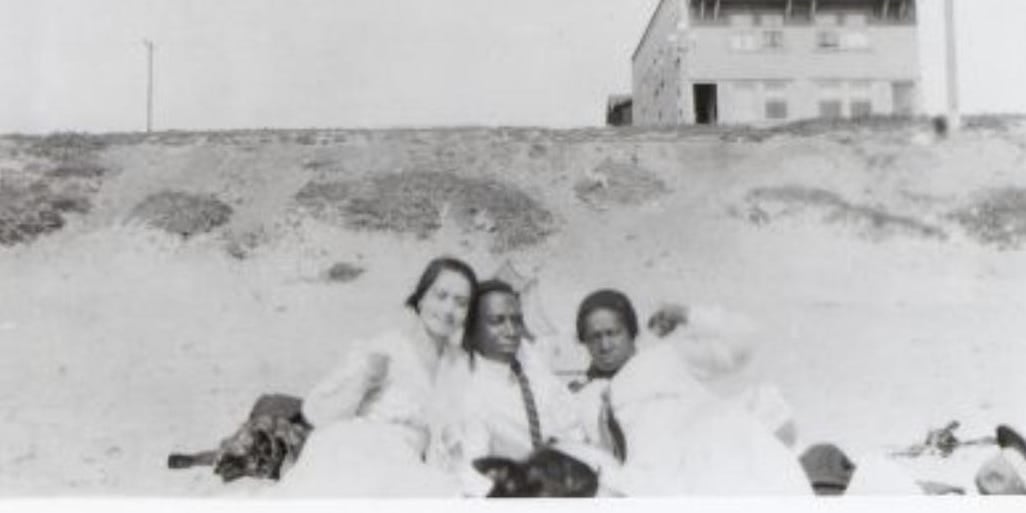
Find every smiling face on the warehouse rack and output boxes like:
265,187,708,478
472,290,524,364
416,269,473,343
580,308,636,374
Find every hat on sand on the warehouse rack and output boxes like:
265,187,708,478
799,444,856,495
976,425,1026,495
575,289,638,342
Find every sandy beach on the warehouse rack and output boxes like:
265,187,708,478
2,120,1025,495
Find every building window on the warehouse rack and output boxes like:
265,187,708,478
763,80,789,120
817,30,840,49
762,30,784,49
730,31,758,51
765,100,788,120
818,100,843,119
851,100,873,118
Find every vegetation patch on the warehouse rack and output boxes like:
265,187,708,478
0,181,92,246
963,114,1026,133
130,190,233,239
12,132,109,161
745,185,946,241
762,116,930,139
295,171,556,252
46,161,109,179
949,187,1026,250
574,159,669,209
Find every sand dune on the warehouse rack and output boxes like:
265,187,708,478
1,119,1025,495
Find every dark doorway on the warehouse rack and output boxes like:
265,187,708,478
693,83,718,125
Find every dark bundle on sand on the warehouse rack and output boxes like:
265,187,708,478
473,448,599,498
168,394,311,482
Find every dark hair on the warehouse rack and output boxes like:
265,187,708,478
463,279,518,364
404,256,479,313
575,289,638,343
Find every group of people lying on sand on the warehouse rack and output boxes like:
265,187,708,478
171,256,1026,497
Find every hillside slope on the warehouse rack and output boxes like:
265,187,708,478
1,119,1025,494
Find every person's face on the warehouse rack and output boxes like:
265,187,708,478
581,308,636,373
473,291,524,363
417,269,473,343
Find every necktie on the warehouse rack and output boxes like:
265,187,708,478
599,388,627,463
510,358,543,449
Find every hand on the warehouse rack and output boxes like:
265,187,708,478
647,303,689,338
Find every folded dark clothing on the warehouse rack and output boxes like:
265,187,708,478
168,393,311,482
249,393,309,427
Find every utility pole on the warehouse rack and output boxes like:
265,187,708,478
143,39,155,132
943,0,960,133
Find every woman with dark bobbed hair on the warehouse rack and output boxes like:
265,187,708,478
273,257,478,497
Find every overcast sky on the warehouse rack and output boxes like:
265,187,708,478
0,0,1023,133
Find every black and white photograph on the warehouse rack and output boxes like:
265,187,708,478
1,0,1026,508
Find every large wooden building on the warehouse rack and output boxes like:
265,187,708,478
633,0,920,126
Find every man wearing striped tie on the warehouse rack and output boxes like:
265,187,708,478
445,280,588,494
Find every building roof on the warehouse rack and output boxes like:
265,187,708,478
632,0,915,60
632,0,675,62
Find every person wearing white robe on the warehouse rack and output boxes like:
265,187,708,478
565,289,811,496
271,257,477,497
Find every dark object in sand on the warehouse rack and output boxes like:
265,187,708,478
167,393,311,482
799,443,856,496
326,261,365,283
892,420,998,459
473,447,599,498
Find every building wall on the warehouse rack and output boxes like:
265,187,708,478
632,0,687,126
715,78,904,124
686,25,920,82
684,19,919,124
